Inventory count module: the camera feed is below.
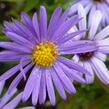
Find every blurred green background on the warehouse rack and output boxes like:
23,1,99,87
0,0,109,109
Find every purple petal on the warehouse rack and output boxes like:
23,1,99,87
89,11,102,40
60,62,85,83
51,15,81,41
95,25,109,40
91,57,109,84
22,67,38,102
58,56,91,75
47,8,62,40
32,13,40,41
7,63,33,93
0,42,31,53
21,12,33,28
0,81,5,95
83,61,94,84
39,69,46,104
3,92,22,109
58,40,97,54
39,6,47,40
54,62,76,94
51,68,66,100
13,20,38,44
58,8,69,26
0,51,30,62
56,30,85,45
0,60,30,81
46,69,56,106
0,88,17,108
6,32,34,49
32,68,41,105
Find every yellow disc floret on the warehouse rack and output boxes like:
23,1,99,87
32,42,59,67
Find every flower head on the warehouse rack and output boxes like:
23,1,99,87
69,0,109,27
70,4,109,84
0,6,97,105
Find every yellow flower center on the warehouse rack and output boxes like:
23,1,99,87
32,42,59,67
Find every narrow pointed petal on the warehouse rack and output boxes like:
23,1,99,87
0,88,17,108
3,92,22,109
22,67,38,102
32,12,40,40
94,52,106,62
0,61,30,81
6,32,34,48
47,8,62,40
39,70,46,104
0,81,5,95
32,68,41,105
95,25,109,40
83,61,94,84
60,62,85,83
21,12,33,28
40,6,47,40
0,42,31,53
57,30,85,45
78,4,86,31
91,57,109,84
51,68,66,100
7,63,33,93
59,40,97,54
54,62,76,94
58,56,91,76
52,16,82,41
46,69,56,106
89,11,102,39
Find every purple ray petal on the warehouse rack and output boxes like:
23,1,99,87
0,42,31,53
0,81,5,95
91,57,109,84
6,32,34,49
14,20,38,44
51,68,66,100
47,7,62,40
58,8,69,26
58,40,97,54
21,12,33,28
7,63,33,93
60,62,85,83
83,61,94,84
39,69,46,104
46,69,56,106
32,68,41,105
58,56,91,75
51,15,82,41
54,62,76,94
0,88,17,108
22,67,38,102
19,56,32,80
56,30,85,45
3,92,22,109
0,60,30,81
32,13,40,41
39,6,47,41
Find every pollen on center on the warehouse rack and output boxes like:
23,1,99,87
32,41,59,67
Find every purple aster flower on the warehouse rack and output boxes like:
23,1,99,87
70,4,109,84
69,0,109,27
0,82,35,109
0,6,97,105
